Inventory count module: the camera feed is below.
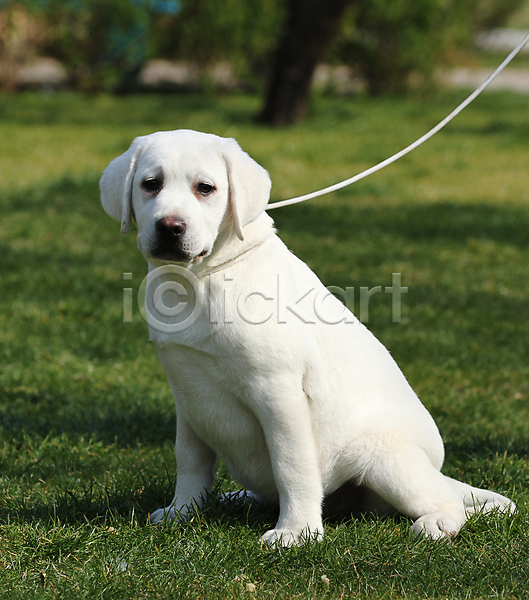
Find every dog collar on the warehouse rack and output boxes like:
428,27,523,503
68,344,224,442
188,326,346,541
196,238,270,278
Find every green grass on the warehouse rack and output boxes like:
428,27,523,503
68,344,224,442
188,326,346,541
0,89,528,598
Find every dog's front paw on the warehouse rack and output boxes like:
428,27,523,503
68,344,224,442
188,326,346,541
149,506,179,524
411,512,460,540
260,526,323,547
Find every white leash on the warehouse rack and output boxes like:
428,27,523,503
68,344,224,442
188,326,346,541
266,32,529,211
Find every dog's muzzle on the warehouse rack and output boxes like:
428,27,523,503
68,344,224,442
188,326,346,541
153,217,192,262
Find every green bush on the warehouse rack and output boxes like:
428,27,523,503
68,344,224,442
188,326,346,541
152,0,285,85
472,0,527,28
23,0,283,92
37,0,154,93
330,0,525,96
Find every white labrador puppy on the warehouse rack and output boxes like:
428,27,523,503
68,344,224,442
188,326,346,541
100,129,515,546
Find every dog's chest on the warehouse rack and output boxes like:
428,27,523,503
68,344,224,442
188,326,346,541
157,341,269,454
157,341,278,496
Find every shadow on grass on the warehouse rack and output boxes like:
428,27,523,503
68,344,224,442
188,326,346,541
4,165,529,252
0,471,279,530
273,196,529,248
1,472,411,535
0,388,176,448
0,469,425,536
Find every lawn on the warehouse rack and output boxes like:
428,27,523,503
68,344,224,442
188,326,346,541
0,88,528,598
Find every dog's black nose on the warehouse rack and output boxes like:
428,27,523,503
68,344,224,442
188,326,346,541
156,217,186,237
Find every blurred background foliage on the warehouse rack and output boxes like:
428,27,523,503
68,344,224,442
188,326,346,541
329,0,526,95
0,0,526,97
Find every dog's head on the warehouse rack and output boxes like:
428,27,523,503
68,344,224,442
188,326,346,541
100,130,271,263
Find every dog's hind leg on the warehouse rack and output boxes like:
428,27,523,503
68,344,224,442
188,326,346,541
361,445,473,540
445,476,516,516
362,443,516,539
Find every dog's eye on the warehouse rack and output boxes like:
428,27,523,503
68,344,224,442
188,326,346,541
142,177,163,194
197,182,215,196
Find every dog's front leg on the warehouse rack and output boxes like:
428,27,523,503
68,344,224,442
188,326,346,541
150,412,216,524
258,392,324,547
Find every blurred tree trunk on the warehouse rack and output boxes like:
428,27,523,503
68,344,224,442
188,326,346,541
256,0,356,126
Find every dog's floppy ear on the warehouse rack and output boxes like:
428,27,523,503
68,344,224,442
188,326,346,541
100,136,147,235
221,138,272,241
